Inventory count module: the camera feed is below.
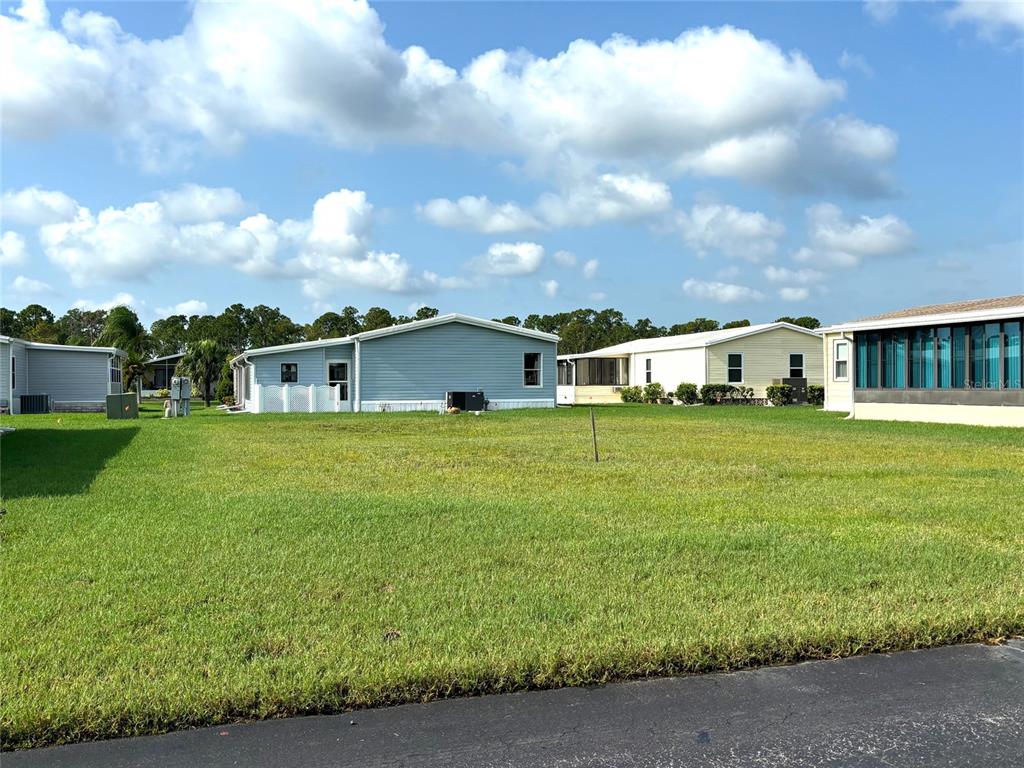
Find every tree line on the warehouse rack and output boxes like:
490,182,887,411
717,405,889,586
2,302,820,358
1,301,820,403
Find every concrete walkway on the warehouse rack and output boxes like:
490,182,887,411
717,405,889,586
8,641,1023,768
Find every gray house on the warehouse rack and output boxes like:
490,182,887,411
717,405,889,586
0,336,127,414
230,314,558,413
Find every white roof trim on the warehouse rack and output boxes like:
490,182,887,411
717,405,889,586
0,335,124,355
231,313,559,365
145,353,186,364
821,304,1024,334
558,322,820,359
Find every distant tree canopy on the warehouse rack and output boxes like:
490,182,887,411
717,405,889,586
775,316,822,330
0,300,820,359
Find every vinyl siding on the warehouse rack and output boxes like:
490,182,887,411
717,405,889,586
630,347,706,392
0,341,9,406
25,348,111,403
822,331,854,412
360,321,556,403
706,328,824,398
252,343,353,387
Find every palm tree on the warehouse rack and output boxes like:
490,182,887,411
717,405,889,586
177,339,230,407
97,306,151,395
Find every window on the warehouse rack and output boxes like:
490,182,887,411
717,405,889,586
557,360,573,386
727,353,743,383
280,363,298,383
327,361,349,400
645,358,652,384
109,362,121,384
788,353,804,379
834,342,849,380
936,327,952,388
1004,321,1022,389
10,356,15,390
523,352,542,387
574,358,628,386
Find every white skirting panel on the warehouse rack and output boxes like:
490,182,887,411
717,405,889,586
487,398,555,410
361,400,445,413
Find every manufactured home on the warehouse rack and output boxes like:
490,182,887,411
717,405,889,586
140,353,215,399
0,336,126,414
556,322,823,405
230,314,559,413
821,295,1024,427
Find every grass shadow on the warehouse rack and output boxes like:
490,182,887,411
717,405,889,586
1,427,140,500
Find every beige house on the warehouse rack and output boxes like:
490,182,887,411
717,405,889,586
820,295,1024,427
557,322,823,404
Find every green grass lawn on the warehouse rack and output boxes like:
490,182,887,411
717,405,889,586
1,404,1022,748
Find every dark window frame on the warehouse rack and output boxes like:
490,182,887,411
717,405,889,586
789,353,804,379
645,358,652,384
727,353,743,384
280,363,299,383
523,352,542,388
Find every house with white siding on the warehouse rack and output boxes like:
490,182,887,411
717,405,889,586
820,295,1024,427
556,322,823,404
230,314,559,413
0,336,127,414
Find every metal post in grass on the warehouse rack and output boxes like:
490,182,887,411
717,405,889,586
590,406,599,463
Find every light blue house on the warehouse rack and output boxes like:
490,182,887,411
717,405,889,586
0,335,126,414
230,314,559,413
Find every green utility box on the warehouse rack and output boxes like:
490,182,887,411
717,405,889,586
106,393,139,420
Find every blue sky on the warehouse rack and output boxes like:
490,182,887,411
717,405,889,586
1,0,1021,327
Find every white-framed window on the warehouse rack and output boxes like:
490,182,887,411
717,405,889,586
327,360,349,400
523,352,542,387
11,356,15,390
109,360,122,384
789,353,804,378
834,341,849,381
727,353,743,383
280,363,298,383
645,358,652,384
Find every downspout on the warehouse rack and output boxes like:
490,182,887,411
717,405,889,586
354,338,361,413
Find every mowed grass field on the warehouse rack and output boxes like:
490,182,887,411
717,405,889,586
1,404,1022,748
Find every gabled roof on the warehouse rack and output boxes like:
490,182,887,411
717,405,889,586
231,313,559,364
822,294,1024,333
0,335,125,355
558,322,819,360
145,352,186,364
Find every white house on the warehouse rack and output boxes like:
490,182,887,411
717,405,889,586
820,295,1024,427
557,322,823,404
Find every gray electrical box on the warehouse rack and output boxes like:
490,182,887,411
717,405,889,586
106,393,138,420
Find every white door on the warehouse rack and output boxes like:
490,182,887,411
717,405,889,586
556,359,575,404
327,360,352,412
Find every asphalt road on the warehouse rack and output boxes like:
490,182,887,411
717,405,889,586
7,641,1023,768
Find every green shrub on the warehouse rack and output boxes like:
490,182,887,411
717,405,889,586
155,388,170,399
215,358,233,402
766,384,795,406
735,386,754,401
807,384,824,406
619,386,644,403
674,382,698,404
642,382,665,403
700,383,737,405
221,395,235,406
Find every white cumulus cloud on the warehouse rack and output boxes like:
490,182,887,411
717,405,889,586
156,299,209,317
0,231,28,266
682,278,764,303
417,196,541,233
676,203,785,261
582,258,599,279
1,186,79,225
540,279,559,298
470,242,544,276
794,202,913,267
158,184,246,223
947,1,1024,42
553,250,577,267
763,265,825,284
1,3,896,194
778,286,810,301
73,292,141,312
9,274,53,295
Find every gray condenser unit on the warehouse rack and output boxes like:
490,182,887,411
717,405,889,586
446,391,485,411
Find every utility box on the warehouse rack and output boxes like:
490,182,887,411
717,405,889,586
106,393,139,420
169,376,191,417
446,391,485,411
20,394,50,414
773,377,808,404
